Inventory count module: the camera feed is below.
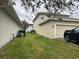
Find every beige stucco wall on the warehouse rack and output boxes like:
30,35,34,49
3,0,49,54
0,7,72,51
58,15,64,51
33,14,55,38
39,22,55,38
33,14,79,39
0,9,22,48
33,14,49,33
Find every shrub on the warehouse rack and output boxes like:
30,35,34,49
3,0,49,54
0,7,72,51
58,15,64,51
31,30,36,34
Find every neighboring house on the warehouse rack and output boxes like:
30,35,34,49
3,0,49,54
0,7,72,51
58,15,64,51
0,0,24,48
33,12,79,39
26,24,33,32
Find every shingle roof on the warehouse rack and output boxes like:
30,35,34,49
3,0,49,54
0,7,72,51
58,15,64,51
39,17,79,25
33,12,70,22
33,12,79,26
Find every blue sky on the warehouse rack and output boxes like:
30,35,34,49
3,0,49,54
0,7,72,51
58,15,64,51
13,0,79,23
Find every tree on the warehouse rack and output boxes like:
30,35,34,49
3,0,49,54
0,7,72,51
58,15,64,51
22,20,28,30
20,0,79,14
22,20,28,37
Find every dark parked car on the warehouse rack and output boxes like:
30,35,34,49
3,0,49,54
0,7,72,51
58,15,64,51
16,30,26,38
64,27,79,42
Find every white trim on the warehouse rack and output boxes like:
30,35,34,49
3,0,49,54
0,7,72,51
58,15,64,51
56,23,79,27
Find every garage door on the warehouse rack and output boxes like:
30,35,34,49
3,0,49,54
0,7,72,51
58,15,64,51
56,25,76,38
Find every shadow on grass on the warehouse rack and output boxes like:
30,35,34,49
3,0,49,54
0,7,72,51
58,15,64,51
71,40,79,45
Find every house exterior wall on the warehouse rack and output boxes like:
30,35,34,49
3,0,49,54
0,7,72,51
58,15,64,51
33,14,55,38
33,14,49,32
33,14,79,39
39,21,55,38
0,9,22,48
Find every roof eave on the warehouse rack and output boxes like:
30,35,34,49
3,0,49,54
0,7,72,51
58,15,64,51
33,12,70,22
39,18,79,25
1,2,24,28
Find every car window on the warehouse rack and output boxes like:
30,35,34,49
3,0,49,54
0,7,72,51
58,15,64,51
74,27,79,32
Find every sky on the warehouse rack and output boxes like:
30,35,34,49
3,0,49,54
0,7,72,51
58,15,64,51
13,0,33,23
13,0,79,23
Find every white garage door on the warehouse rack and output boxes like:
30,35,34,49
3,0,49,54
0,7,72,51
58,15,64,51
56,25,76,38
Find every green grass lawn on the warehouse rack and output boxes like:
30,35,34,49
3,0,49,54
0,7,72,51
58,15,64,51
2,33,79,59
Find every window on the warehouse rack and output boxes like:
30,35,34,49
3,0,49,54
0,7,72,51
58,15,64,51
74,27,79,33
